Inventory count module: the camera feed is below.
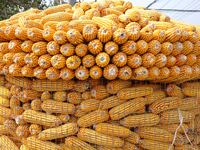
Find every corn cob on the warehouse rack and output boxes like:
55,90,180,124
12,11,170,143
78,128,124,148
96,52,110,67
26,136,61,150
166,84,184,98
91,85,109,100
0,86,10,98
179,97,200,110
41,99,75,114
125,131,140,144
157,123,189,134
95,123,131,137
66,91,81,105
149,97,182,114
0,135,19,150
4,25,18,40
89,65,103,79
29,124,42,136
38,123,78,141
75,66,90,80
92,17,117,30
137,127,174,143
0,105,12,118
65,136,96,150
74,43,88,58
27,28,43,42
139,139,173,150
160,109,194,124
23,109,61,127
109,97,145,120
80,99,100,112
120,113,160,127
78,110,109,127
113,28,128,44
117,86,153,100
182,86,200,97
20,145,30,150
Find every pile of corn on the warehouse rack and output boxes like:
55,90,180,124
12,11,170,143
0,76,199,150
0,0,199,82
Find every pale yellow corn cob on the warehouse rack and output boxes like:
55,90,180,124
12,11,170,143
157,123,189,134
160,110,194,124
78,128,124,148
122,141,138,150
95,123,131,138
72,8,84,20
97,146,123,150
92,17,118,30
180,97,200,110
0,115,6,124
106,80,132,94
149,97,182,114
182,86,200,97
137,127,174,143
0,86,10,98
32,79,75,91
80,99,100,112
40,12,72,24
20,144,30,150
139,139,173,150
0,125,10,135
145,90,166,105
26,136,61,150
23,109,62,127
149,21,174,30
41,100,75,114
43,4,71,15
109,97,145,120
0,135,19,150
65,136,96,150
125,131,140,144
38,123,78,140
0,105,12,118
78,110,109,127
99,95,126,110
0,96,9,107
120,113,160,127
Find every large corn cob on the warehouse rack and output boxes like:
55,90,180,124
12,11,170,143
180,97,200,110
41,100,75,114
145,90,166,104
106,80,132,94
120,113,160,127
95,123,131,137
0,135,19,150
77,128,124,148
109,97,145,120
22,109,62,127
78,110,109,127
38,123,78,140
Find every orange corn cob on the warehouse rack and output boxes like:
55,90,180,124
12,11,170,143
152,29,166,42
75,66,89,80
26,136,61,150
32,42,47,56
148,40,161,55
78,110,109,127
82,54,95,68
15,27,28,40
161,42,173,56
43,3,71,15
180,97,200,110
43,21,58,30
53,91,67,102
66,29,83,45
120,113,160,127
165,27,182,42
96,52,110,67
56,21,69,32
166,84,184,98
109,97,145,120
125,131,140,144
41,99,75,114
15,124,30,138
182,40,194,55
140,27,153,42
95,123,131,137
121,40,137,55
60,43,74,57
13,52,26,66
80,99,100,112
186,53,197,66
8,64,23,77
157,123,189,134
92,16,117,30
91,85,109,100
8,40,22,53
0,42,9,54
82,24,98,42
113,28,128,44
18,17,43,29
60,67,74,80
67,91,82,105
38,54,51,69
127,54,142,68
0,96,9,107
78,128,124,148
51,54,65,69
23,109,62,127
31,99,42,111
4,25,18,40
47,41,60,55
182,84,200,97
125,9,140,22
38,123,78,140
29,124,42,136
188,31,199,43
33,67,46,79
112,52,127,67
154,53,167,68
172,42,183,56
0,125,10,135
166,56,177,67
75,106,87,118
53,30,68,45
136,40,149,55
88,39,103,55
0,115,6,124
90,65,103,79
118,66,132,80
193,41,200,55
42,27,55,41
72,8,84,20
21,40,33,53
27,28,43,42
101,8,122,16
97,27,112,43
75,43,88,57
106,80,131,94
104,41,119,56
0,135,19,150
103,64,119,80
160,109,194,124
142,53,156,68
45,67,60,80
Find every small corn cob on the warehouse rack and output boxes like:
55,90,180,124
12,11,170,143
38,123,78,140
104,41,118,56
127,54,142,68
66,55,81,70
23,109,62,127
120,113,160,127
0,125,10,135
112,52,127,67
73,80,90,93
27,28,43,42
78,110,109,127
4,25,18,40
157,123,189,134
139,139,173,150
31,99,42,111
43,21,58,30
82,24,98,42
8,40,22,53
78,128,124,148
41,99,75,114
38,54,51,69
113,28,128,44
75,43,88,57
51,54,66,69
117,86,153,100
149,97,182,114
74,106,87,118
109,97,145,120
160,109,194,124
88,39,103,55
45,66,60,80
66,29,83,45
182,41,194,55
53,31,68,45
33,67,46,79
179,97,200,110
0,135,19,150
60,43,75,57
65,136,96,150
121,40,137,55
32,42,47,56
140,27,153,42
136,40,149,55
96,52,110,67
60,67,75,81
99,95,126,110
90,65,103,79
15,124,30,138
75,66,90,80
82,54,95,68
42,27,55,41
0,42,9,54
80,99,100,112
26,136,61,150
95,123,131,138
142,53,156,68
0,115,6,124
29,124,42,136
118,66,132,80
137,127,174,143
97,27,112,43
161,42,173,56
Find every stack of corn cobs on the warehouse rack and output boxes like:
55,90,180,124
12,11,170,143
0,0,200,149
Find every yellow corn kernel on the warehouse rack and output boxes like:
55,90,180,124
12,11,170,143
149,97,182,114
41,99,75,114
137,127,174,143
125,131,140,144
160,110,194,124
109,97,145,120
38,123,78,140
0,135,19,150
78,128,124,148
65,136,96,150
120,113,160,127
78,110,109,127
140,139,173,150
26,136,61,150
95,123,131,138
80,99,100,112
23,109,62,127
